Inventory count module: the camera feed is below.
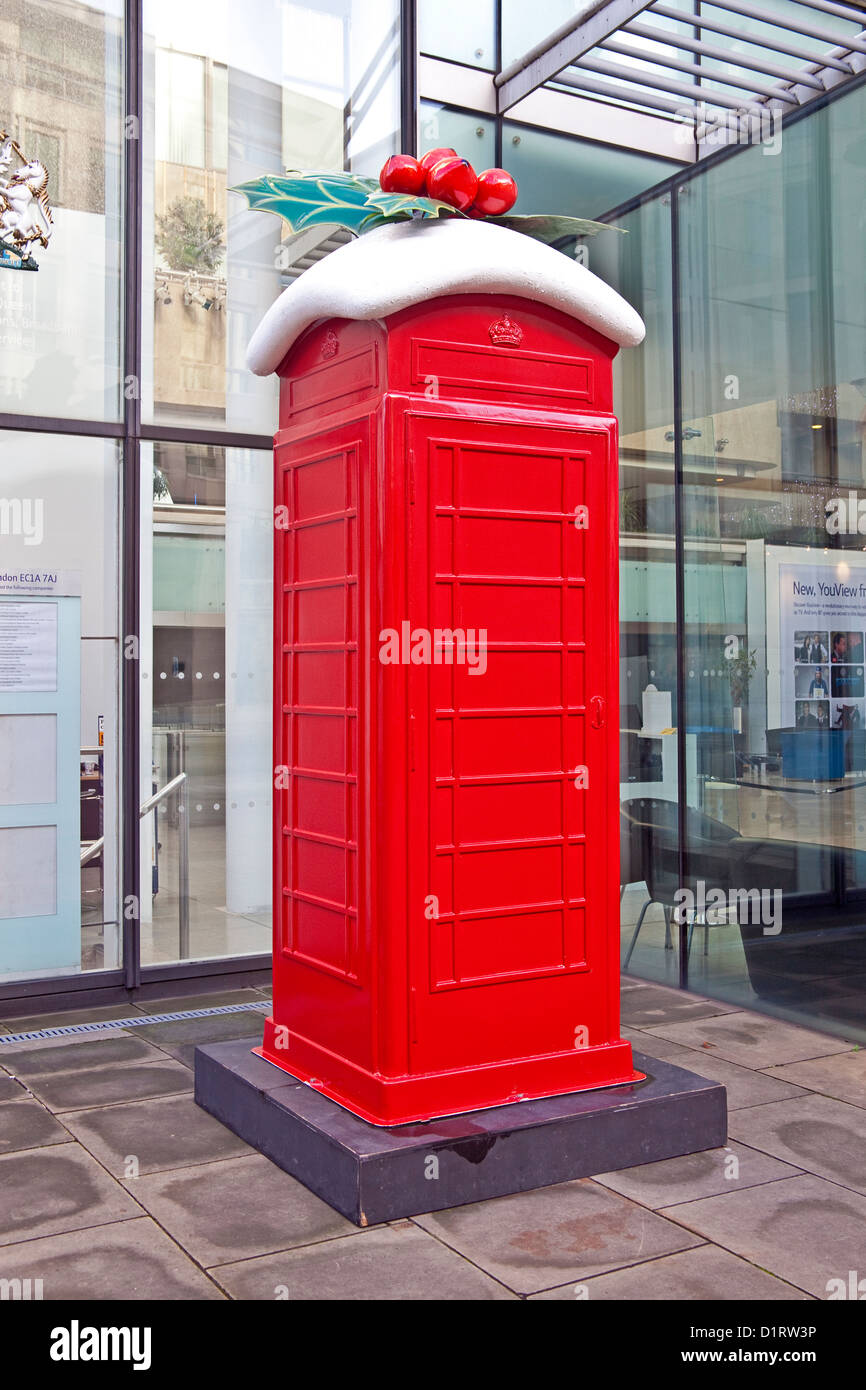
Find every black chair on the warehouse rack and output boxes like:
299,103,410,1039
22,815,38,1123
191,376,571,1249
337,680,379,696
621,797,740,968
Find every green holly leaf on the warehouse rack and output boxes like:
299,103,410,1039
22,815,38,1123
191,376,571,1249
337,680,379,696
230,171,382,235
491,214,624,244
361,190,466,225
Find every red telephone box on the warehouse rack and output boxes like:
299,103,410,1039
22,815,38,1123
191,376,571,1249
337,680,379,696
254,233,644,1125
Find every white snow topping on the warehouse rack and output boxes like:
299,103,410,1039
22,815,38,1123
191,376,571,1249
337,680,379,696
246,216,646,376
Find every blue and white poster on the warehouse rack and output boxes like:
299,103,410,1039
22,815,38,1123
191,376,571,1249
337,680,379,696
775,556,866,732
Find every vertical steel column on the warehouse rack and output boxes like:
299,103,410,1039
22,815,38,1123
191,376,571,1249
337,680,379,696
495,0,504,168
401,0,418,155
671,187,689,992
178,794,190,959
122,0,143,990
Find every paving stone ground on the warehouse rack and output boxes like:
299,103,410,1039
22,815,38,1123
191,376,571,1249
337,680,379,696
0,982,862,1300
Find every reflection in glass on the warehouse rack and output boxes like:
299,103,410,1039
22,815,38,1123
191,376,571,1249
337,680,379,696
143,0,401,435
141,442,273,965
677,83,866,1042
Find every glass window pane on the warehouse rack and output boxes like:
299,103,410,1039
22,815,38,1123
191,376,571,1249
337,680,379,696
501,0,578,72
141,442,273,965
0,431,121,980
143,0,401,436
418,0,496,70
677,83,866,1043
592,197,681,984
0,0,124,421
504,121,680,220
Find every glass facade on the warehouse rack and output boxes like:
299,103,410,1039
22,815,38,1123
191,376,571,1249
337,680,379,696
143,0,401,435
1,0,865,1044
601,79,866,1044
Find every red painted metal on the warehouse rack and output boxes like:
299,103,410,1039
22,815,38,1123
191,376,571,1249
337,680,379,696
257,294,642,1125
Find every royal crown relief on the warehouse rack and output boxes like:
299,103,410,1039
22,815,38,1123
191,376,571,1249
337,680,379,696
0,131,54,271
488,312,523,347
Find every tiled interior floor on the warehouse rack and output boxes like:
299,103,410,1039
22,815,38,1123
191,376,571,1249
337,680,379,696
0,978,864,1300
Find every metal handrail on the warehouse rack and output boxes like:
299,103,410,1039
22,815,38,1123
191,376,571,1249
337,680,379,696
80,771,190,959
139,771,187,819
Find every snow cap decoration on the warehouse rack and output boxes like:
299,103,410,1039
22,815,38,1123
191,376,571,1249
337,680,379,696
234,168,646,377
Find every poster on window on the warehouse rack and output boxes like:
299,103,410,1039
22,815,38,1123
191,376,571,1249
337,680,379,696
774,556,866,732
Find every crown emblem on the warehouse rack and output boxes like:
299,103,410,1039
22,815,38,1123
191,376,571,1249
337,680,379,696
0,130,53,272
488,312,523,347
321,329,339,358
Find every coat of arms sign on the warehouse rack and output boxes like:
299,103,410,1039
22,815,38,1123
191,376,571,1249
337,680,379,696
0,131,53,271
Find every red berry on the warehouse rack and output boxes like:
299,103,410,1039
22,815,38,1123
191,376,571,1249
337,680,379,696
379,155,426,194
419,147,457,179
472,168,518,217
426,156,478,213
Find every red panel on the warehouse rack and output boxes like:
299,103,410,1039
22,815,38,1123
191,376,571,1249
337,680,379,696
406,414,623,1074
386,295,616,411
271,418,371,1056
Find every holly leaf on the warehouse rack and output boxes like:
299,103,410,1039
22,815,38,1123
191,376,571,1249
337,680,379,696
491,214,624,244
230,171,381,235
361,190,466,225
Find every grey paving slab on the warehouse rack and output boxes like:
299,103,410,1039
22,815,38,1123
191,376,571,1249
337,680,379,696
63,1094,253,1176
127,1153,358,1266
642,1012,854,1068
212,1221,516,1300
530,1244,813,1300
658,1174,866,1298
414,1177,704,1296
0,1217,225,1300
762,1051,866,1110
25,1060,194,1114
0,1100,72,1154
0,1144,142,1246
0,1075,26,1102
621,984,737,1028
130,989,267,1014
629,1041,809,1110
622,1027,698,1062
0,1034,167,1078
594,1140,801,1208
134,1012,269,1069
727,1093,866,1196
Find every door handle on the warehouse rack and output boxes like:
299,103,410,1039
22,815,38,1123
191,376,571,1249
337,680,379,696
590,695,605,729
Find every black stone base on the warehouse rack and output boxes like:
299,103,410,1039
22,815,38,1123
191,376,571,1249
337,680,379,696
194,1040,727,1227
